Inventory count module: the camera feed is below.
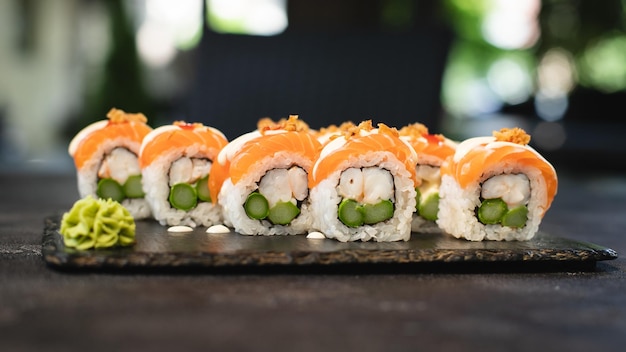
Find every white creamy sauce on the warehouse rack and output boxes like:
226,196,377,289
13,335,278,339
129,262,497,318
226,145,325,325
454,137,553,174
206,224,230,233
167,225,194,233
398,136,419,162
315,136,346,166
216,130,262,165
453,136,494,163
306,232,326,239
311,136,345,178
139,125,180,156
207,126,227,141
486,141,554,172
443,137,459,150
312,128,383,177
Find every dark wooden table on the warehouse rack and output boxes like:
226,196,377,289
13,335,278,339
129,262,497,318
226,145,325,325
1,167,625,352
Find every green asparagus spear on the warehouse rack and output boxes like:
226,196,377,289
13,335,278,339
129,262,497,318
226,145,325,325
268,201,300,225
418,192,439,221
169,183,197,211
97,178,124,202
123,175,145,198
338,199,363,227
244,192,269,220
477,198,508,224
196,175,211,202
501,205,528,228
362,199,394,224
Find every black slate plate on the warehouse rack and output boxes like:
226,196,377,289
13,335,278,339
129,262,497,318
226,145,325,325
42,215,618,273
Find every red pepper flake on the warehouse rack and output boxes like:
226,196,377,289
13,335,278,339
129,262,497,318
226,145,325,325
174,121,203,130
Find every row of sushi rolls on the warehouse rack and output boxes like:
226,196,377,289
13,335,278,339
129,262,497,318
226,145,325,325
66,108,558,243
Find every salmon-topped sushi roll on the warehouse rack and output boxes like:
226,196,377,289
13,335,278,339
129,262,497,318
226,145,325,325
215,115,322,236
68,108,153,219
139,121,228,227
399,123,457,232
309,121,418,242
207,115,316,205
437,127,558,241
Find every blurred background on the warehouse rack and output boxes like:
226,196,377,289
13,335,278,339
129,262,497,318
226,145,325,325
1,0,625,173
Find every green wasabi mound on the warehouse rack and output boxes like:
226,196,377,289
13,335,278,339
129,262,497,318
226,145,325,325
60,195,136,250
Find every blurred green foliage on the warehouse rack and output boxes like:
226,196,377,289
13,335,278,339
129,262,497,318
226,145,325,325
76,0,154,136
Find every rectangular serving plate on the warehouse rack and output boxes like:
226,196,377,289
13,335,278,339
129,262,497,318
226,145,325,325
42,215,618,273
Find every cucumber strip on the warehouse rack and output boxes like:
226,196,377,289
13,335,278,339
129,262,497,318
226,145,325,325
244,192,269,220
418,192,440,221
477,198,508,225
338,199,363,227
362,199,394,224
267,201,300,225
97,178,124,202
501,205,528,228
123,175,145,198
169,183,197,211
196,175,211,202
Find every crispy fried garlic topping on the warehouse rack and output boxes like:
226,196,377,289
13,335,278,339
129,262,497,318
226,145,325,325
107,108,147,124
399,123,429,138
258,115,309,134
398,123,445,143
377,122,399,138
493,127,531,145
318,121,357,136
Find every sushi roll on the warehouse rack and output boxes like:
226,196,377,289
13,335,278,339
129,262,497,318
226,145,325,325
309,121,418,242
139,121,228,227
213,115,322,236
437,127,558,241
68,108,153,219
399,123,457,233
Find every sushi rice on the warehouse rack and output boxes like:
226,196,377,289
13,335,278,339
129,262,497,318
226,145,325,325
219,151,316,236
141,144,223,227
437,163,547,241
139,123,228,228
309,122,418,242
310,154,416,242
436,129,558,241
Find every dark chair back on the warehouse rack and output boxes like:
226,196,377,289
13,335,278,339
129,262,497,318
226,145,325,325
186,27,452,139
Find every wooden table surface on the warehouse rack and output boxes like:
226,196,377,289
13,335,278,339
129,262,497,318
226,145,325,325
1,168,625,352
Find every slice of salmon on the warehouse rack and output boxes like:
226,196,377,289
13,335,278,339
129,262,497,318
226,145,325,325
399,123,456,164
70,108,152,170
228,131,322,185
208,115,320,203
310,124,417,188
441,136,558,214
139,121,228,169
